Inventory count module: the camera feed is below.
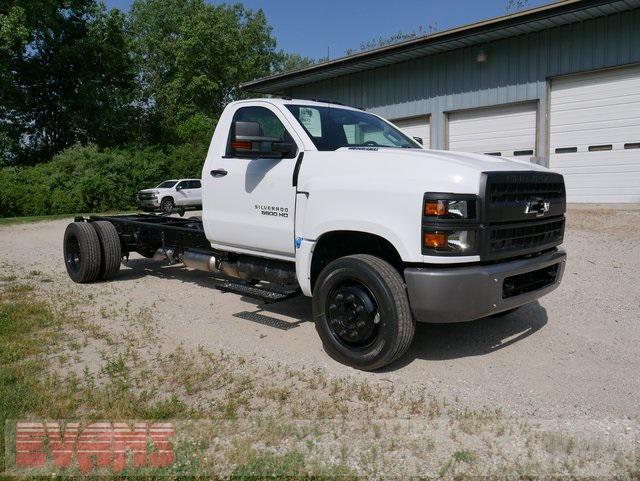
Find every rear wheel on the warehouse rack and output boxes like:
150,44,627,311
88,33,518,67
91,221,122,280
63,222,102,283
312,254,415,371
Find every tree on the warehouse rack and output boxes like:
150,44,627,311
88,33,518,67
1,0,137,165
345,23,439,56
506,0,529,13
273,52,316,74
128,0,282,143
0,5,29,164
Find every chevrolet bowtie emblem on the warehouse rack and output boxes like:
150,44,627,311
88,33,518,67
524,199,550,217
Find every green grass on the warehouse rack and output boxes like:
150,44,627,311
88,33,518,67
0,280,360,479
0,280,191,476
231,451,357,480
0,211,135,226
0,284,65,472
453,449,476,464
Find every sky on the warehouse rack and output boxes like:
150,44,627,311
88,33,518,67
103,0,554,60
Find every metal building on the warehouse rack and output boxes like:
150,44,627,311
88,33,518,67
243,0,640,203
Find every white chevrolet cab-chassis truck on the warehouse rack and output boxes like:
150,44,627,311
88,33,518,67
63,98,567,370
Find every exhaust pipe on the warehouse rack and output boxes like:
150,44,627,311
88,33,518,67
182,251,218,272
181,250,296,284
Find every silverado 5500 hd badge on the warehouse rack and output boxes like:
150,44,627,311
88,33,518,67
254,204,289,218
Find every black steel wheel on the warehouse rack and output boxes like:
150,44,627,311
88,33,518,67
312,254,415,371
160,197,175,214
326,281,380,348
63,222,102,283
91,221,122,281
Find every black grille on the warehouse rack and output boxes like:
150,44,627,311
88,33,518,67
479,171,566,260
483,171,566,223
503,264,559,299
489,218,565,257
489,181,565,203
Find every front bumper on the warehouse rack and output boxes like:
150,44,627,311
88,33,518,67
137,198,160,208
405,248,566,323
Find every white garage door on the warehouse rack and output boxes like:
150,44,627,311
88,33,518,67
392,116,430,148
448,103,537,158
550,65,640,203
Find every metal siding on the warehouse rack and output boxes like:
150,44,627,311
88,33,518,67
289,9,640,156
448,102,538,156
549,64,640,202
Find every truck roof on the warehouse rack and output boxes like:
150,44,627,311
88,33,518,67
230,97,364,112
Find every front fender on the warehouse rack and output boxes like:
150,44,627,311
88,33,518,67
296,183,424,264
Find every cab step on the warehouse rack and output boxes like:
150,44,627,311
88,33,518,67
214,281,301,303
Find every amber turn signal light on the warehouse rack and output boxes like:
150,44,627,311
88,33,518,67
425,200,448,216
231,140,253,150
424,232,448,249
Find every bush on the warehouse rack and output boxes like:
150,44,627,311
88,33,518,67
0,143,208,218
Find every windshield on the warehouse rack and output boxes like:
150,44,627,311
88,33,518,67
156,181,177,188
286,105,419,151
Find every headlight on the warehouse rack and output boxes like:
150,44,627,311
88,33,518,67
423,229,478,254
424,198,475,219
422,194,479,256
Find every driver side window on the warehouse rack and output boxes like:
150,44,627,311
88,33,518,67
226,106,294,157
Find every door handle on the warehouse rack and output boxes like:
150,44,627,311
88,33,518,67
210,169,228,178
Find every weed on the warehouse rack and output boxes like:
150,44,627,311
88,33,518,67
6,283,34,293
438,458,453,477
453,449,476,464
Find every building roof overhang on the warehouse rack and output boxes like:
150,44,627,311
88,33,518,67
242,0,640,94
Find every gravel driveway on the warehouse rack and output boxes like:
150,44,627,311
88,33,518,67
1,206,639,421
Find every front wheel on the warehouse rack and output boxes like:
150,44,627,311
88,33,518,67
160,197,175,214
312,254,415,371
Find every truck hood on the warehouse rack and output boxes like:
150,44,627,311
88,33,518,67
340,147,547,173
300,148,552,197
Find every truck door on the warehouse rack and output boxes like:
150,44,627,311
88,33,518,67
191,180,202,205
203,104,300,259
174,180,190,206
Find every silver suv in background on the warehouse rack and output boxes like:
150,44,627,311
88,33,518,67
137,179,202,213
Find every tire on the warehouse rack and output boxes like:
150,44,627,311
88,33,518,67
91,221,122,280
160,197,175,214
63,222,102,283
491,307,521,318
312,254,415,371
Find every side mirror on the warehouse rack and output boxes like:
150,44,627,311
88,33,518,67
175,185,183,190
272,142,296,156
413,136,423,145
232,121,294,158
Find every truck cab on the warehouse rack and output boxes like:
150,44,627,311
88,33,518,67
64,98,566,371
